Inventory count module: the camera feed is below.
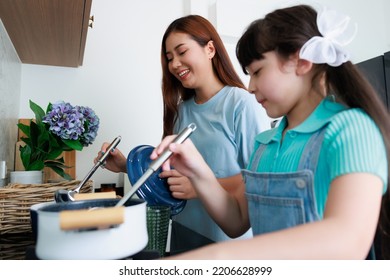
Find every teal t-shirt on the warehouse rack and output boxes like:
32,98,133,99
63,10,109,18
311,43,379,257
248,97,388,218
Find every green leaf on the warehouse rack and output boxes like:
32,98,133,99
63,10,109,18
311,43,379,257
46,103,53,113
29,121,41,150
46,149,64,160
29,100,46,123
19,144,31,169
48,133,61,148
47,164,72,180
19,136,32,147
62,139,83,151
44,160,73,180
26,159,45,171
44,158,68,166
17,123,31,139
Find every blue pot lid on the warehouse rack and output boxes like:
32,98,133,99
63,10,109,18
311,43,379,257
126,145,186,216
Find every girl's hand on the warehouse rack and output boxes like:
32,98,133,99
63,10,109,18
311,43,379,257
150,136,207,180
94,142,127,173
159,169,197,199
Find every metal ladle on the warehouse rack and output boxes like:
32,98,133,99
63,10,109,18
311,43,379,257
54,136,122,203
115,123,196,207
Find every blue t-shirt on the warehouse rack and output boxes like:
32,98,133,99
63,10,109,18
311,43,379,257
174,86,270,177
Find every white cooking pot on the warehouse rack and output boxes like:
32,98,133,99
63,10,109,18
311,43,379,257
35,198,148,260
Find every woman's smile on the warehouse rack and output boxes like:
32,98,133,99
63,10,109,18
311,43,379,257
178,69,190,79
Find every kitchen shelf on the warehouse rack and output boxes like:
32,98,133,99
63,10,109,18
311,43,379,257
0,0,92,67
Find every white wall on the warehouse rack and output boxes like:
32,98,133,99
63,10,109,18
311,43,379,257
19,0,390,189
214,0,389,85
0,19,21,176
20,0,185,189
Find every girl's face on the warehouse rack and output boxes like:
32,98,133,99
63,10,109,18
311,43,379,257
165,32,213,90
246,51,311,120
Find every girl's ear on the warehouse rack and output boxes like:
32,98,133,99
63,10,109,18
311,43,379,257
296,57,313,75
289,50,313,75
206,40,216,59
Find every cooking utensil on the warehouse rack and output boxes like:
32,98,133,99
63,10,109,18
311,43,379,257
115,123,197,207
31,192,116,243
54,136,121,202
35,198,147,260
30,201,56,242
127,145,186,215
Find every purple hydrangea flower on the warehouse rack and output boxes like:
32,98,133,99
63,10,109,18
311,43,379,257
43,102,84,140
42,101,99,146
78,105,100,146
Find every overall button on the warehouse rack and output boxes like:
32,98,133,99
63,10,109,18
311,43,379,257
295,178,306,188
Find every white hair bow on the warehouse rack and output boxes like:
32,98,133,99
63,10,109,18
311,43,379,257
299,7,358,67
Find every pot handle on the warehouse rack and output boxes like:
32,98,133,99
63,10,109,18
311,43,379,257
73,191,117,201
59,207,125,231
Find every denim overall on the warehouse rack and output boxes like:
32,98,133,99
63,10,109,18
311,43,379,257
242,126,326,235
242,125,376,259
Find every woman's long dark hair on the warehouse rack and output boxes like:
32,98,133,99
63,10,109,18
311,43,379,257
236,4,390,259
160,15,245,137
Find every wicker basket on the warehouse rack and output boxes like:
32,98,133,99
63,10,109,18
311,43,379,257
0,180,93,235
0,233,35,260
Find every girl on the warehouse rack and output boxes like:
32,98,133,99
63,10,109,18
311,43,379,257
152,5,390,259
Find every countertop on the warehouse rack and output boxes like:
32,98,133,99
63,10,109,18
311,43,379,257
0,221,213,260
170,221,214,255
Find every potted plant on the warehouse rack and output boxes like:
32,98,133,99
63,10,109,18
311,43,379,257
15,100,100,181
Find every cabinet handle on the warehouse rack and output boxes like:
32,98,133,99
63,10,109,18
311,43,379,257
89,15,94,28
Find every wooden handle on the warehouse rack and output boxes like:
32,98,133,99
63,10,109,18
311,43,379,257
73,191,116,201
59,206,125,231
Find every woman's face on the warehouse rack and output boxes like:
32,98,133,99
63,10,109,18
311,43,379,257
165,32,213,90
246,51,309,119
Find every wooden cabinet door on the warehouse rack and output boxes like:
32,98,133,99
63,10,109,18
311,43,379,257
0,0,93,67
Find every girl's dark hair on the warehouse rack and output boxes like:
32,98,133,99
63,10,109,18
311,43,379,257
161,15,245,137
236,4,390,259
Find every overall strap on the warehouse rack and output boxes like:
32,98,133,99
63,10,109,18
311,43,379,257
297,125,328,171
249,144,267,172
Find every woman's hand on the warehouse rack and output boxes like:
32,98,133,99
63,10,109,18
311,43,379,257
159,169,197,199
94,142,127,173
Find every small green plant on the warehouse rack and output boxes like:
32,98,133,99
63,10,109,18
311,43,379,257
17,100,100,179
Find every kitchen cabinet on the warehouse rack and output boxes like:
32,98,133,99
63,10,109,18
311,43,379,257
385,51,390,108
357,51,390,110
0,0,92,67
